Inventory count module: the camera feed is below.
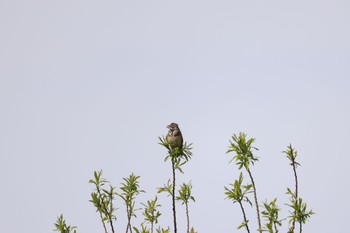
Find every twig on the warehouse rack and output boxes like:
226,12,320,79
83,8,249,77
109,219,115,233
126,205,131,233
172,158,177,233
99,210,108,233
246,168,262,233
291,157,299,232
274,221,278,233
96,187,109,233
239,201,250,233
185,202,190,233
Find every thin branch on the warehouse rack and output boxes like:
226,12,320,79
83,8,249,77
238,201,250,233
126,205,131,233
172,158,177,233
99,210,108,233
246,168,262,233
96,187,109,233
292,159,299,232
109,219,115,233
185,202,190,233
274,222,279,233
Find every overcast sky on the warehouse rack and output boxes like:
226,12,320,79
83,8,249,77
1,1,349,232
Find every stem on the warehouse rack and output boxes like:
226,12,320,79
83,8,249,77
274,222,278,233
129,211,133,233
246,168,262,233
96,187,109,233
291,159,299,232
299,220,302,233
238,201,250,233
126,205,131,233
98,190,115,233
99,210,108,233
151,222,154,233
109,219,115,233
109,194,116,233
172,158,177,233
185,202,190,233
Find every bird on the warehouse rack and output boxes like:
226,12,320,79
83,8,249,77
166,122,183,149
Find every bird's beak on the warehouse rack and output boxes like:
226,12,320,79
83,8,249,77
166,125,170,129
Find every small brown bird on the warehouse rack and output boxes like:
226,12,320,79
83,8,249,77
166,123,183,149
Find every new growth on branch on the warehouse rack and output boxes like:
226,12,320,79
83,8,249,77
54,125,313,233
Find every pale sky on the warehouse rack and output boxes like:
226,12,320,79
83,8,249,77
1,1,349,232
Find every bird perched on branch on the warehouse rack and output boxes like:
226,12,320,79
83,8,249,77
166,123,183,149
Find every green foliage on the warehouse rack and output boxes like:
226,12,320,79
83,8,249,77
133,223,150,233
227,132,259,170
54,214,77,233
54,131,315,233
156,227,170,233
225,172,252,205
261,198,282,233
89,171,117,221
142,196,161,224
118,173,144,215
225,172,252,232
284,144,314,233
226,134,315,233
237,220,250,231
286,189,314,231
176,182,196,233
284,144,300,167
157,179,173,197
118,173,144,233
159,135,194,233
89,170,117,233
141,196,162,233
227,132,262,233
119,173,144,202
176,182,195,205
158,136,193,173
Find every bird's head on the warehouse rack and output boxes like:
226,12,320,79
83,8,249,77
167,122,179,132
